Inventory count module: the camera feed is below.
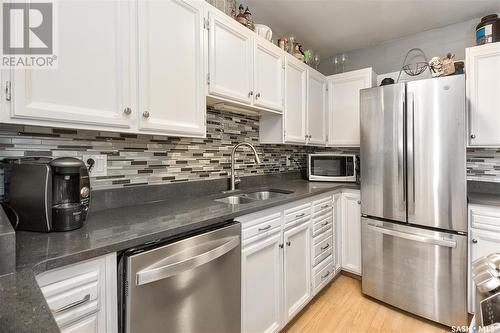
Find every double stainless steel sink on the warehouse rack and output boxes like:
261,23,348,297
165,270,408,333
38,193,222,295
215,189,293,205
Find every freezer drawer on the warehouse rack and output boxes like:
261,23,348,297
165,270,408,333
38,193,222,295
361,217,468,327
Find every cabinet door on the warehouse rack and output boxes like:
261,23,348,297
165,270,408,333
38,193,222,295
61,313,98,333
328,68,373,146
208,11,253,104
307,70,327,145
11,1,133,129
242,232,282,333
137,0,206,137
469,229,500,313
333,193,342,273
467,44,500,146
253,40,284,112
283,221,311,322
284,57,307,144
341,191,362,275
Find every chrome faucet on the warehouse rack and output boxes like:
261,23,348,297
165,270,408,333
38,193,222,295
229,142,261,191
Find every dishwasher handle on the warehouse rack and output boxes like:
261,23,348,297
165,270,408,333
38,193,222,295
135,236,239,286
366,223,456,248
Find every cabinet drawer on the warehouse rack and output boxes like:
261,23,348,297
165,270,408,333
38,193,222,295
313,215,332,236
284,203,311,225
470,205,500,232
313,256,334,294
313,228,331,245
40,271,100,327
313,247,333,267
313,198,333,213
55,299,100,328
312,197,333,212
242,216,282,241
313,235,333,260
312,209,333,223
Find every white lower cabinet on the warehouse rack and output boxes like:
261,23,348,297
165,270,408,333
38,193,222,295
241,231,282,333
61,313,99,333
238,190,356,332
341,190,362,275
283,220,311,322
36,253,117,333
238,203,312,332
333,193,342,273
468,204,500,313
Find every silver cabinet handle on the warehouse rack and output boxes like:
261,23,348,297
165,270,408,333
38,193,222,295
5,81,11,101
286,241,291,246
321,221,329,226
357,200,361,204
255,93,261,99
320,243,330,250
366,223,456,248
123,107,132,115
248,91,253,97
52,294,90,314
321,271,330,279
295,212,306,218
142,111,150,118
136,236,239,286
472,239,478,244
279,243,284,249
470,134,476,139
321,204,330,209
258,225,271,231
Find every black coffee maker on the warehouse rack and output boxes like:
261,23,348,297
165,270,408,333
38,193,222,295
6,157,90,232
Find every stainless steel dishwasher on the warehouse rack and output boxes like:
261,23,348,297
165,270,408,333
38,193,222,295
119,222,241,333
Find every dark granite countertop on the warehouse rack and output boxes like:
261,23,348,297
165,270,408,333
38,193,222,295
468,180,500,207
468,192,500,207
0,178,358,333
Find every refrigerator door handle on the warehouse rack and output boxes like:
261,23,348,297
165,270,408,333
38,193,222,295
407,92,416,215
366,223,457,248
398,93,406,207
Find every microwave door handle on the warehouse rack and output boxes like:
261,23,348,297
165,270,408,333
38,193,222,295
135,236,239,286
366,223,456,248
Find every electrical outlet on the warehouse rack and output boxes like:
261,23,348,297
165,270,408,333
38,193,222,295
82,154,107,177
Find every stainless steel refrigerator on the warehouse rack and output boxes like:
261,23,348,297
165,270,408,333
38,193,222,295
360,75,468,327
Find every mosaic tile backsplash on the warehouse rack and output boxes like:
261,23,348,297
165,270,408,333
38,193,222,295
0,108,358,195
467,148,500,182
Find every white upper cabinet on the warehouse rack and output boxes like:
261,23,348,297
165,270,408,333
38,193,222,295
283,221,311,323
467,43,500,146
307,70,327,145
137,0,206,137
208,10,253,105
253,39,284,112
327,68,375,146
9,1,133,129
341,190,362,275
284,56,308,144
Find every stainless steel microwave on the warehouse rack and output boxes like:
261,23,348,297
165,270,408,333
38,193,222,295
307,153,357,182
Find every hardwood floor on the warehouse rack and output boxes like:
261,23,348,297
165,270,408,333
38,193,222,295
282,275,450,333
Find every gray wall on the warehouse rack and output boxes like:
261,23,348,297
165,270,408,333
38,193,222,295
319,14,497,75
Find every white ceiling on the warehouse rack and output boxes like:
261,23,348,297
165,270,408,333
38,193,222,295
243,0,500,57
